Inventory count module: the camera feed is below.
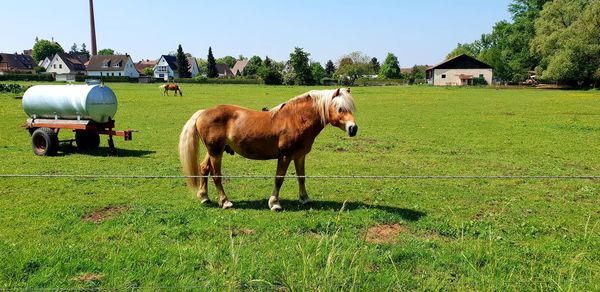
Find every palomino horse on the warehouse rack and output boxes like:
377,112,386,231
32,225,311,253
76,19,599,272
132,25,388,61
160,83,183,96
179,88,358,211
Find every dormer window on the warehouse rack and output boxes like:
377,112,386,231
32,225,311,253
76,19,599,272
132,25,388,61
101,60,111,68
113,61,122,68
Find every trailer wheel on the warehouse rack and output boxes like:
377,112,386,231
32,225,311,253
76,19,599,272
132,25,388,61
31,128,58,156
75,131,101,150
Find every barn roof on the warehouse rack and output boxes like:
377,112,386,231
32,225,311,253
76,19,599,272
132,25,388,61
427,54,492,71
0,53,37,70
55,52,87,71
231,60,249,75
87,55,131,71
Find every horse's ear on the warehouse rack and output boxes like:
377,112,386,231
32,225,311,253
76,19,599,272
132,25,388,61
347,88,351,93
332,88,340,99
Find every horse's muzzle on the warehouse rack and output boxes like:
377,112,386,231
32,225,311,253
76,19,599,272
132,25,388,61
348,124,358,137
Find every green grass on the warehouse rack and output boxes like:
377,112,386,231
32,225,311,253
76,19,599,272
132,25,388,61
0,83,599,290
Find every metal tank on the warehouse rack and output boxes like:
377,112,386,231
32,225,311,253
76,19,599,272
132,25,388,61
22,84,118,123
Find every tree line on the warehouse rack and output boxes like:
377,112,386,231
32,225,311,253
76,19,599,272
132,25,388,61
447,0,600,86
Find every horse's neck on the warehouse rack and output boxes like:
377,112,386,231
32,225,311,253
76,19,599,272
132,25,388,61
277,100,325,136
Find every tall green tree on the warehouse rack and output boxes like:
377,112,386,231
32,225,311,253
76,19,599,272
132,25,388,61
310,62,326,85
446,0,551,83
217,56,237,68
325,60,336,77
379,53,401,79
176,44,191,78
243,56,263,76
289,47,313,85
370,57,380,74
257,56,283,85
32,39,64,62
98,48,115,55
70,43,78,53
334,52,372,85
80,43,90,58
531,0,600,85
206,47,218,78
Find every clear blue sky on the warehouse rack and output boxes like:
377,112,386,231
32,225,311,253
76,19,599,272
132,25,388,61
4,0,512,66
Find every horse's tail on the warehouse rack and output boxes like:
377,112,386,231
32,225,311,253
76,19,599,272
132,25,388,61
179,109,204,189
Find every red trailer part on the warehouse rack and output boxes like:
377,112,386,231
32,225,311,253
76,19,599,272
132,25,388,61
23,118,133,156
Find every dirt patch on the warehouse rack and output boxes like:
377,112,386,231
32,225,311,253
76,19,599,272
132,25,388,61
334,147,348,152
72,273,103,282
232,228,255,236
365,223,407,244
82,205,130,223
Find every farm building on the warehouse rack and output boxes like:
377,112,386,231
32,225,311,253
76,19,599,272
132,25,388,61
426,54,493,86
38,57,52,70
86,54,140,78
46,53,88,81
153,55,200,80
0,53,37,74
231,60,249,76
216,64,234,77
135,59,158,75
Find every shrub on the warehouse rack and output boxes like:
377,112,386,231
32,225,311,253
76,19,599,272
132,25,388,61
174,78,260,84
0,83,29,94
0,74,54,82
472,77,488,86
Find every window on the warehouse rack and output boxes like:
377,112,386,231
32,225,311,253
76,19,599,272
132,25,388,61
59,64,62,69
101,60,110,68
441,74,446,78
118,72,122,76
53,64,56,69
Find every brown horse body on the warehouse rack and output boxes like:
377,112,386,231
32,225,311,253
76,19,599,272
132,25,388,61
160,83,182,96
179,88,357,210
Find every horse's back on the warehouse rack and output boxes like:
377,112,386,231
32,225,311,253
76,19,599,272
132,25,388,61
198,105,279,159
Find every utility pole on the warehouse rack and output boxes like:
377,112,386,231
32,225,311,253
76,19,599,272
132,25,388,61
89,0,97,55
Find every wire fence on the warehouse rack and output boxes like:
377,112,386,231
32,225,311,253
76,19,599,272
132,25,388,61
0,174,599,180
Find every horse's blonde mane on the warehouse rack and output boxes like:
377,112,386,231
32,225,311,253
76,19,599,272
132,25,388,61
270,88,355,124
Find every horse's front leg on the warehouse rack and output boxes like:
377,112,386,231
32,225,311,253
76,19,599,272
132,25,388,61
294,155,311,205
269,155,291,211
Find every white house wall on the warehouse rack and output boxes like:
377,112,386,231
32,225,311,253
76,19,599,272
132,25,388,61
47,55,72,74
433,68,493,86
154,57,174,80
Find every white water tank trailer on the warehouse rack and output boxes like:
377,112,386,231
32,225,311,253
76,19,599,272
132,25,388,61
22,83,133,156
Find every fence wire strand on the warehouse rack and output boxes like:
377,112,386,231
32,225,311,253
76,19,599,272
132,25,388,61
0,174,598,180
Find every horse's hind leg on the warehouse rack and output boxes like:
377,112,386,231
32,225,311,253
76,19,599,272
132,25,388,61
197,153,211,204
269,155,292,211
294,155,311,205
208,153,233,209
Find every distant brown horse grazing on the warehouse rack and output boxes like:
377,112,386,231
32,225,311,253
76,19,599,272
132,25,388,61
160,83,183,96
179,88,358,211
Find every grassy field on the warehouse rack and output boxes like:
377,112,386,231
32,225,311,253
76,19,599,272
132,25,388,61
0,82,599,290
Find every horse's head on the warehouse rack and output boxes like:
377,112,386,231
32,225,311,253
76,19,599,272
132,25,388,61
328,88,358,137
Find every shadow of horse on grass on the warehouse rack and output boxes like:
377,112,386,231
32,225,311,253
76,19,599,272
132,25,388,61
224,199,426,221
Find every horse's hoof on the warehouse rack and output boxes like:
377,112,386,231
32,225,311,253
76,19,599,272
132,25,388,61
299,197,312,205
222,201,233,209
200,198,211,204
270,204,282,212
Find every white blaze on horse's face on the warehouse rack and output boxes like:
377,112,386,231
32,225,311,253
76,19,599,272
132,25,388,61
329,88,358,137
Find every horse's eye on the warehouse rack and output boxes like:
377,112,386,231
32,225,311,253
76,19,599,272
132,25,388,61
338,108,343,113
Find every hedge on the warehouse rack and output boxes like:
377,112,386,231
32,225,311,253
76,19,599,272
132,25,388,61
174,78,261,84
76,76,137,83
0,74,54,82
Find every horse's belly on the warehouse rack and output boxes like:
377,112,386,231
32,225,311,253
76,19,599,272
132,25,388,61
228,140,278,160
